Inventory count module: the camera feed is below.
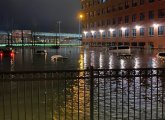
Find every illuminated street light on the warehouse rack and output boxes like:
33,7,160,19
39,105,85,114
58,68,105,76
79,14,83,19
153,23,159,28
78,14,83,40
121,27,126,31
109,28,114,32
91,30,95,36
99,29,104,34
135,25,141,29
83,31,88,35
83,31,88,38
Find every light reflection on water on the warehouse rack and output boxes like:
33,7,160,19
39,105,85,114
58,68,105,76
0,47,165,71
1,47,165,119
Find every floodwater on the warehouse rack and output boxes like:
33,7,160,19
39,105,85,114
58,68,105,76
0,46,165,71
0,46,165,120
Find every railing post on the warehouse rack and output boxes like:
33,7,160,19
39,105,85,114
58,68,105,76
90,66,94,120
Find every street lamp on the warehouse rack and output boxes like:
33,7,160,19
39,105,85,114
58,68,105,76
57,21,61,43
78,14,83,40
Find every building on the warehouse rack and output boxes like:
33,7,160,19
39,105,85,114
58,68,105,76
80,0,165,48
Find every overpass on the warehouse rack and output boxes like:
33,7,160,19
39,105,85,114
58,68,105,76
0,31,82,39
33,32,82,39
0,30,82,46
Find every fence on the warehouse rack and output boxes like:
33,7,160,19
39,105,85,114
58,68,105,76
0,67,165,120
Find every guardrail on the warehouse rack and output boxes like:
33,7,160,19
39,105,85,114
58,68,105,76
0,67,165,120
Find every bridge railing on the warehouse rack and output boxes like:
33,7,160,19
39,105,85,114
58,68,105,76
0,67,165,120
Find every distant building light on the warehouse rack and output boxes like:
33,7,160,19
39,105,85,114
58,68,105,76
121,27,126,31
153,23,159,28
109,28,114,32
91,30,95,35
135,25,141,29
83,31,88,35
99,29,104,34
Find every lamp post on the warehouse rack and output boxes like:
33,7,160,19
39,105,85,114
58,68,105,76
57,21,61,43
79,14,83,41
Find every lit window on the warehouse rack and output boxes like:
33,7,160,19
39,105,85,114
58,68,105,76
107,31,111,38
140,28,145,36
119,30,122,37
132,29,136,37
149,27,154,36
112,31,116,37
97,32,101,38
102,31,106,38
125,29,129,37
158,26,164,36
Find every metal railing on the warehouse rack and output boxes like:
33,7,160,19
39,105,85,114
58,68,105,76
0,67,165,120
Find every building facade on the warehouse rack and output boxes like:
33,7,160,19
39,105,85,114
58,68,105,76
80,0,165,48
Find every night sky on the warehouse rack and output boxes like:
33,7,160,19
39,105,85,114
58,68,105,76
0,0,81,33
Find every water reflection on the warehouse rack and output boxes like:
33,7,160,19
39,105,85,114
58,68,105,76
99,52,103,69
134,57,140,69
108,55,113,69
120,59,125,69
84,50,87,69
90,51,95,67
0,47,165,71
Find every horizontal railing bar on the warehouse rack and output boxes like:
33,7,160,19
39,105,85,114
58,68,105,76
0,67,165,74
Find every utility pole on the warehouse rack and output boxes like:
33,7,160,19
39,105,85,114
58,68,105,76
57,21,61,42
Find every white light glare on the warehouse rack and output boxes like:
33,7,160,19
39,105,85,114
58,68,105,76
121,27,126,31
153,23,159,28
91,30,95,35
99,29,104,34
135,25,141,29
109,28,114,32
83,31,88,35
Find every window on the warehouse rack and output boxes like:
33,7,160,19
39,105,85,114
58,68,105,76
102,0,107,3
125,15,129,23
149,27,154,36
149,10,154,19
132,14,136,22
102,9,106,15
118,3,123,10
158,26,164,35
125,1,129,9
94,22,97,28
149,0,154,3
140,28,145,36
112,18,116,25
132,29,136,37
140,0,145,5
107,7,111,13
112,31,116,37
94,33,97,38
112,6,116,12
140,12,145,21
102,31,106,38
158,9,165,18
107,19,111,25
118,17,122,24
119,30,122,37
97,32,101,38
97,10,100,16
132,0,138,7
107,31,111,38
125,29,129,37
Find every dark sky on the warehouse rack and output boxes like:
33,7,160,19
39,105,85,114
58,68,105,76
0,0,81,33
